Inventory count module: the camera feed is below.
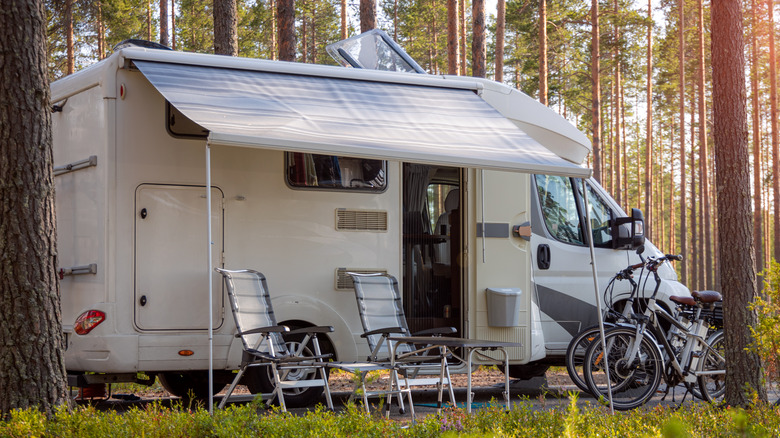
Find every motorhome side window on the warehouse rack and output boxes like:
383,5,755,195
285,153,387,191
582,182,613,247
534,175,585,245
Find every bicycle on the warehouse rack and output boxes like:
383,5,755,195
565,247,647,392
581,254,725,410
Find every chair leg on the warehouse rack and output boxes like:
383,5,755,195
271,363,287,412
320,366,334,410
218,365,249,409
444,362,456,406
393,369,405,415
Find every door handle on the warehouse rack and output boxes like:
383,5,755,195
537,244,551,270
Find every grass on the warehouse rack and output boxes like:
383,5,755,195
2,397,780,437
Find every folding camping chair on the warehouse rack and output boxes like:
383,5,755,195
215,268,334,411
348,272,456,413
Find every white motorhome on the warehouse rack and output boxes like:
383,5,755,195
52,37,689,405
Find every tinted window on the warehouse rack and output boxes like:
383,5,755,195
286,153,386,191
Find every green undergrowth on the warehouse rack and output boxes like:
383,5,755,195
2,397,779,438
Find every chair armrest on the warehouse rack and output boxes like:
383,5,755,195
412,326,457,336
236,325,290,338
286,326,335,336
361,327,407,338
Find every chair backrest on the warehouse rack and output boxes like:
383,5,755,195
215,268,287,355
350,273,413,359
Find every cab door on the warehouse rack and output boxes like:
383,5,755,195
530,175,629,353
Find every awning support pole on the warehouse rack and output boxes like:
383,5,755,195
581,178,613,413
207,142,214,414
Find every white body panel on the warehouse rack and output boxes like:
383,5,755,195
52,48,689,377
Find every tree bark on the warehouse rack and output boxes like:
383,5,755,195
360,0,376,32
591,0,602,182
678,0,687,282
751,0,763,278
341,0,347,39
495,0,505,82
539,0,547,104
65,0,73,74
214,0,238,56
278,0,295,61
160,0,169,47
711,0,767,406
768,0,780,262
0,0,68,417
171,0,176,50
460,0,466,75
448,0,459,74
147,0,152,41
698,0,712,288
472,0,486,77
645,0,653,240
272,0,278,60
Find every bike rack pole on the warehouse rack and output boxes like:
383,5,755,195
581,179,614,414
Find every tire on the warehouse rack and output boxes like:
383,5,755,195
697,329,726,403
583,327,664,410
244,331,331,409
158,371,226,400
565,324,615,393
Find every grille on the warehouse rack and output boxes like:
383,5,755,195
336,209,388,231
335,268,388,290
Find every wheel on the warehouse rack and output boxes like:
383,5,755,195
565,324,615,393
243,331,332,408
158,371,226,400
697,329,726,402
583,327,664,410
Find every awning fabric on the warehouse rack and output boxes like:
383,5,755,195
134,60,590,177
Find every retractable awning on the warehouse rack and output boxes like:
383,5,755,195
134,60,590,178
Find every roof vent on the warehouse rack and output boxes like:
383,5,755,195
113,39,172,53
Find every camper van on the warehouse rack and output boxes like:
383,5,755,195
52,36,690,405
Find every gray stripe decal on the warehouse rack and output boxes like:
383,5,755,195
535,284,598,336
476,222,510,238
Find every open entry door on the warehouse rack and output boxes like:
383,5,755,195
402,164,463,335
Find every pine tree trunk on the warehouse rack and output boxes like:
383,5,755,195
447,0,459,75
460,0,466,75
472,0,486,77
711,0,766,406
341,0,347,39
669,128,676,252
539,0,547,104
302,17,308,63
591,0,602,182
171,0,176,50
769,0,780,262
278,0,295,61
160,0,169,47
214,0,238,56
690,109,699,290
360,0,376,32
97,0,104,60
272,0,278,60
751,0,763,277
65,0,73,74
147,0,152,41
0,0,69,417
645,0,653,240
495,0,505,82
678,0,687,281
698,0,712,288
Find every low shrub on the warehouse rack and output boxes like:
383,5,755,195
1,398,779,437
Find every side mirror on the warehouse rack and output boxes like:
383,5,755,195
611,208,646,250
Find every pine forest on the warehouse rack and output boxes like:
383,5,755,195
46,0,780,291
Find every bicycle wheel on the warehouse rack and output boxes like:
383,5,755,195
566,324,613,393
697,329,726,402
583,327,664,410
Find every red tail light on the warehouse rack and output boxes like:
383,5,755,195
74,310,105,335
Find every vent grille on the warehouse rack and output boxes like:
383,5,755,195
336,209,388,231
335,268,388,290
